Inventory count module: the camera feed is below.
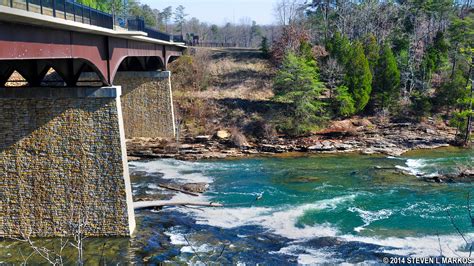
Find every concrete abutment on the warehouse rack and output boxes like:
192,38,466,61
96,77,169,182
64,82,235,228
115,71,176,139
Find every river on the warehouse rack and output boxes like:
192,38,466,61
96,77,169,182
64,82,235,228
1,148,473,264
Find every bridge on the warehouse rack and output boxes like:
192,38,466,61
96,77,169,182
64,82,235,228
0,3,185,238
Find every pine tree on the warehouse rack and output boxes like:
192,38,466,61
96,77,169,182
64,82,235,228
273,52,326,135
174,5,187,36
372,43,401,110
344,41,373,112
326,32,351,66
260,37,270,58
299,40,318,69
363,34,380,76
333,85,356,117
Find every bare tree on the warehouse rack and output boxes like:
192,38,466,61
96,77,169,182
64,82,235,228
274,0,305,26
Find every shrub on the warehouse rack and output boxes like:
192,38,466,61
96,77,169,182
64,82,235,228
169,48,212,91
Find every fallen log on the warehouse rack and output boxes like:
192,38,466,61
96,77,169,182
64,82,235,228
134,200,223,210
157,184,200,197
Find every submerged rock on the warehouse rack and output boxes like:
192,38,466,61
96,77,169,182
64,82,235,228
424,169,474,183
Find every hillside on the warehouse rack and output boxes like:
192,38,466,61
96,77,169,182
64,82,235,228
127,48,459,161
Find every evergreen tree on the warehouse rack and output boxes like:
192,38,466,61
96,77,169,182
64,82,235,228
363,34,380,76
161,6,173,32
420,31,449,86
260,37,270,58
273,52,326,135
344,41,373,112
435,69,468,115
326,32,351,66
372,43,401,110
174,5,188,35
333,85,356,117
299,40,317,69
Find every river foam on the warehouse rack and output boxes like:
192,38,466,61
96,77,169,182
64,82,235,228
133,158,473,263
130,159,214,183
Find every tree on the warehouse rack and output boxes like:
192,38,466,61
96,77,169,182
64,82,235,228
363,33,380,76
260,37,270,58
141,4,157,27
333,85,356,117
274,0,304,26
372,43,401,111
326,32,351,66
344,41,373,112
435,69,468,116
174,5,188,36
273,52,327,135
161,6,173,32
410,91,432,120
270,25,310,64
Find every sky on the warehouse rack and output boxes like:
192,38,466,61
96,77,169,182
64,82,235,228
139,0,277,25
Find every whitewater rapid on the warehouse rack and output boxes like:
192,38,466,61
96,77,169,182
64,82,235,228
130,158,473,264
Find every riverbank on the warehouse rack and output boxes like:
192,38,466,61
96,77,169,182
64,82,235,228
127,116,459,161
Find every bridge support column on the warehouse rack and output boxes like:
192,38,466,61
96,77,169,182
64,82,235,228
0,86,135,238
115,71,176,139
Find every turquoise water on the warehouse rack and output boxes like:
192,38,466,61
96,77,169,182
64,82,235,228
129,148,474,263
1,148,473,264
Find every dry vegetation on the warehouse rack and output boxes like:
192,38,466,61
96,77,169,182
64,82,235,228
170,47,278,139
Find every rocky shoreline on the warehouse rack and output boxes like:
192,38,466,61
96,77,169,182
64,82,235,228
127,118,459,161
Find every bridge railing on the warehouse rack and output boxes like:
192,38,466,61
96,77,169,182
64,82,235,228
1,0,113,29
127,17,172,42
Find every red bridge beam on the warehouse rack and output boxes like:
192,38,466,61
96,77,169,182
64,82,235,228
0,20,185,87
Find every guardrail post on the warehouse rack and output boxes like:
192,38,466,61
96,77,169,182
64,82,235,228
52,0,56,17
64,0,67,19
40,0,43,14
26,0,29,11
89,5,92,25
81,4,84,23
9,0,12,8
73,2,75,22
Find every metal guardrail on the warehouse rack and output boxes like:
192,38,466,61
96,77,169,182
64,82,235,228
1,0,113,29
2,2,180,43
127,17,172,42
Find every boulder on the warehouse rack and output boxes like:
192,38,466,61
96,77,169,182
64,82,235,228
307,144,323,151
334,143,353,151
352,118,373,127
181,183,209,193
195,135,212,142
216,130,231,140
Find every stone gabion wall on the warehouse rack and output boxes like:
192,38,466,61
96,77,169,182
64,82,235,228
0,94,132,237
115,71,176,139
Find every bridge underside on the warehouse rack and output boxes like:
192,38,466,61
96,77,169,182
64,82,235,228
0,20,184,87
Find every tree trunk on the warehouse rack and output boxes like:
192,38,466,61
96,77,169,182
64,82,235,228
134,201,223,210
463,56,473,146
